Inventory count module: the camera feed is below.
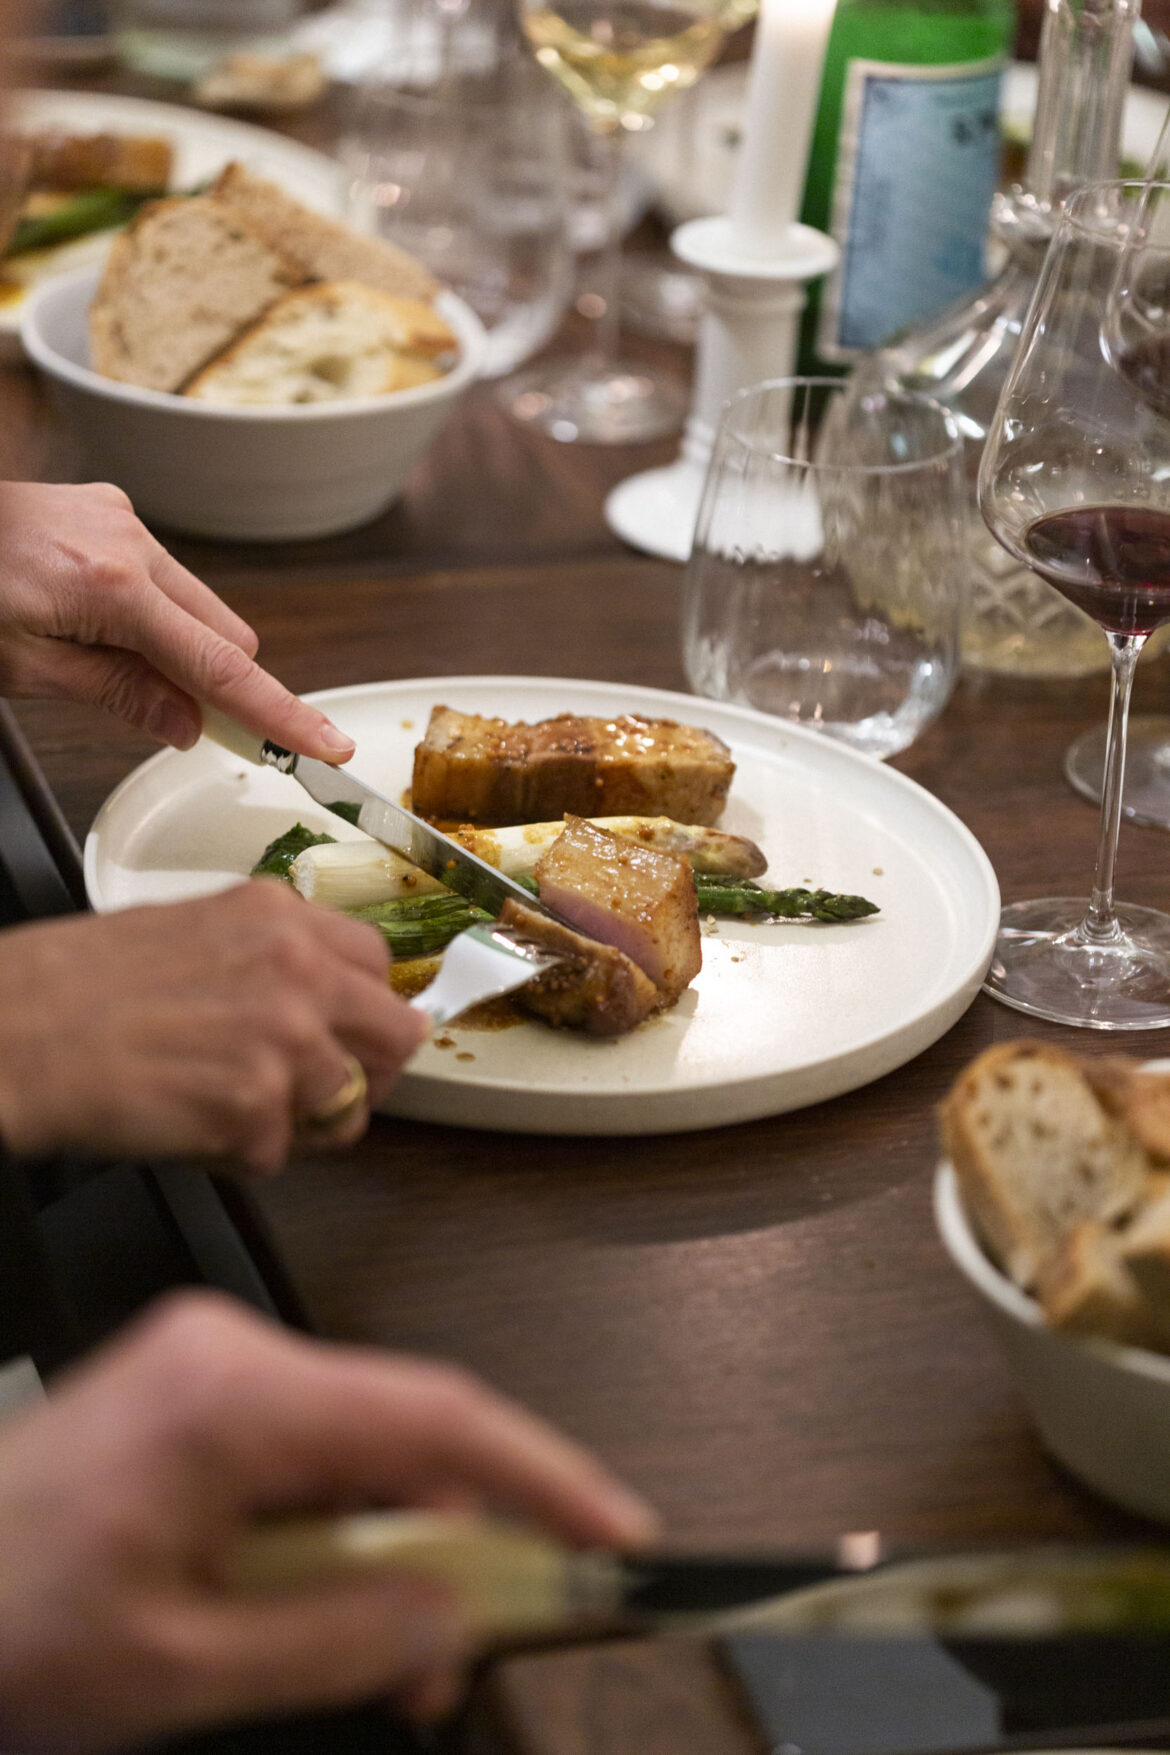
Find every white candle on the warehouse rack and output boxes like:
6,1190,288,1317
726,0,838,259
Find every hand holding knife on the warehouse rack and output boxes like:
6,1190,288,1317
202,706,567,924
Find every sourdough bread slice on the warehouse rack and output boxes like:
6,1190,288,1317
89,196,304,393
183,280,453,405
1118,1183,1170,1327
1037,1218,1168,1350
210,162,439,304
940,1041,1151,1288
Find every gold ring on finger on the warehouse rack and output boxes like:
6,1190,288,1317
300,1053,368,1133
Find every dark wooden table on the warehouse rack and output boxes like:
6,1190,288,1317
9,59,1170,1755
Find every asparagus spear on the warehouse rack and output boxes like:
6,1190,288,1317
348,894,491,959
696,882,879,922
7,187,156,257
348,879,879,959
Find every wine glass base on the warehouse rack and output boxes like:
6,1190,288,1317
501,356,687,445
1065,716,1170,829
984,897,1170,1029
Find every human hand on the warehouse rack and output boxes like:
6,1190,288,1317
0,481,355,760
0,881,427,1173
0,1292,658,1752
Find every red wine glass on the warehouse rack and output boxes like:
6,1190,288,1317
977,179,1170,1028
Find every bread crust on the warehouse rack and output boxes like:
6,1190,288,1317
210,162,439,304
89,196,304,393
943,1041,1170,1353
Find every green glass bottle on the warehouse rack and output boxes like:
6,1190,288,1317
796,0,1015,375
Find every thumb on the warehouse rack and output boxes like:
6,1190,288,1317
28,640,201,748
182,1575,466,1724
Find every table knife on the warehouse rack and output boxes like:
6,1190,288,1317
202,709,564,923
227,1510,1170,1647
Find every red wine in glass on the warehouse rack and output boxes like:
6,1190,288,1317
1116,335,1170,421
1024,504,1170,635
977,180,1170,1030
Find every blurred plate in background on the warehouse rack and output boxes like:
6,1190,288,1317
1,88,344,356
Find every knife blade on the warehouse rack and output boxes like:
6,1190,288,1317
200,710,564,923
227,1511,1170,1647
269,746,560,921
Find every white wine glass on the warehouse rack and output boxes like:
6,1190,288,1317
978,179,1170,1028
508,0,749,444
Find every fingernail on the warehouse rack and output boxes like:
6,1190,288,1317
148,702,199,749
319,721,356,755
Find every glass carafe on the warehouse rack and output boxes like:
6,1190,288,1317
864,0,1138,676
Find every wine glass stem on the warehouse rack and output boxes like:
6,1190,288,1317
583,124,624,371
1083,631,1145,942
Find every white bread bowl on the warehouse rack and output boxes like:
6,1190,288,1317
21,263,485,541
935,1156,1170,1526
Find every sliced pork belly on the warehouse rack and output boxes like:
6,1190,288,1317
535,816,702,1006
498,901,659,1037
412,706,734,827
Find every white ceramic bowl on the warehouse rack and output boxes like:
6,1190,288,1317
20,264,486,541
935,1160,1170,1526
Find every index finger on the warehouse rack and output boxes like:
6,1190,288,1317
140,1307,659,1551
127,588,356,763
146,542,260,660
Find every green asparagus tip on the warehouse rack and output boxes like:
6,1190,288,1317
695,880,879,922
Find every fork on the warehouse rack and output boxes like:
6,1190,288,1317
409,923,564,1028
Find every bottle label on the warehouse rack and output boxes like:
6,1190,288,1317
816,56,1004,362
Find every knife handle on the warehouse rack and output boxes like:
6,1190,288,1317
227,1511,623,1644
200,707,267,767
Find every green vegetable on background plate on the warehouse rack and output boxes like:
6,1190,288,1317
6,186,160,257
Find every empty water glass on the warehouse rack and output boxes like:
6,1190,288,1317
341,62,573,379
682,379,965,759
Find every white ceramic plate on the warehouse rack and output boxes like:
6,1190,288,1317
640,62,1170,227
1,89,344,353
84,676,999,1135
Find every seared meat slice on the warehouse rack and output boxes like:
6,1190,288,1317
412,706,734,827
498,901,660,1037
536,817,701,1006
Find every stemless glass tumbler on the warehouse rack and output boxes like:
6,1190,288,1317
682,379,965,760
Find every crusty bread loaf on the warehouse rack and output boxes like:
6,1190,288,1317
184,280,452,406
210,162,439,304
941,1041,1150,1289
89,196,304,393
943,1042,1170,1352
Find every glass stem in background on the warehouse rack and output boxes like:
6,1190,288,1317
581,125,624,371
1081,632,1144,944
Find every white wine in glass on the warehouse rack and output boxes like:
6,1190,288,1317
522,0,732,131
509,0,750,443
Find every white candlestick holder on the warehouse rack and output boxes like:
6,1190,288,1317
605,215,839,563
